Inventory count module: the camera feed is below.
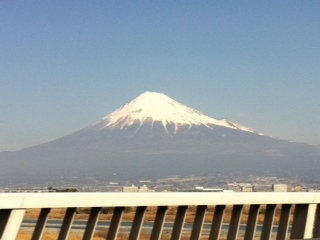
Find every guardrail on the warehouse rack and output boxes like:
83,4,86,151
0,192,320,240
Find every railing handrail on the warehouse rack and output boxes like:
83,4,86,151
1,192,320,209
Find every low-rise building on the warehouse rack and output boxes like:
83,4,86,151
123,184,138,192
123,184,154,192
272,184,287,192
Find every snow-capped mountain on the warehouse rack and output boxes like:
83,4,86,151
0,91,319,185
86,91,260,139
94,91,256,134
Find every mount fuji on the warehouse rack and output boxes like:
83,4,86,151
1,92,320,184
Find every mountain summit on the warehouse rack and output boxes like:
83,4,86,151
91,91,257,135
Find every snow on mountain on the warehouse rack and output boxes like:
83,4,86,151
93,91,259,135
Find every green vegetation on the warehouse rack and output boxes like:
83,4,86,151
48,187,79,192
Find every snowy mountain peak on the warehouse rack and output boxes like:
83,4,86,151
95,91,258,134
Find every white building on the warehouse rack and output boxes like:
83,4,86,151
138,184,149,192
272,184,287,192
123,184,138,192
122,184,154,192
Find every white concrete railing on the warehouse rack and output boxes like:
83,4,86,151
1,192,320,240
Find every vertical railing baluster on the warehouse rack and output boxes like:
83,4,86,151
58,207,77,240
260,204,276,240
291,203,317,239
227,205,243,240
171,205,188,240
313,204,320,238
82,207,101,240
244,204,260,240
31,208,51,240
1,209,26,240
190,205,207,240
106,207,125,240
276,204,292,240
128,206,147,240
208,205,226,240
150,206,168,240
304,203,317,239
0,209,11,239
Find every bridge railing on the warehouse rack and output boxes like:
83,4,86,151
0,192,320,240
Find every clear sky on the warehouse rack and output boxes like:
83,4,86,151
1,1,320,151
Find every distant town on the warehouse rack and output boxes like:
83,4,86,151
1,174,320,193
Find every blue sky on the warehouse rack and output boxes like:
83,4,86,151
1,1,320,151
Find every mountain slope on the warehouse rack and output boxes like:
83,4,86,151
0,91,319,185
